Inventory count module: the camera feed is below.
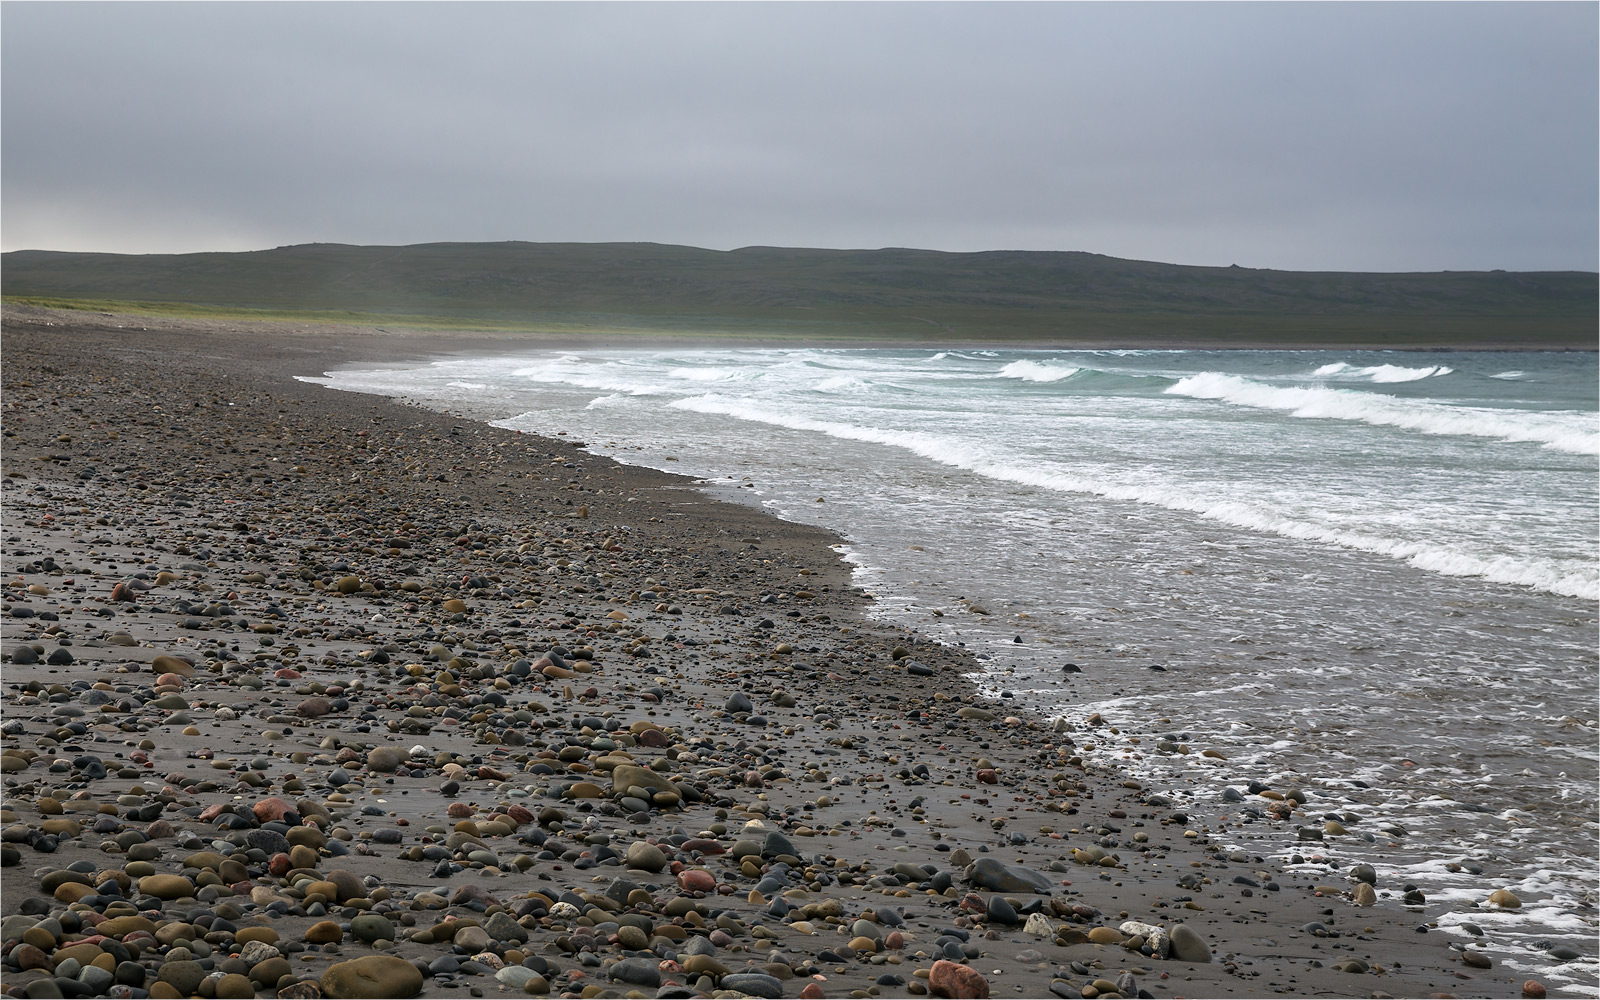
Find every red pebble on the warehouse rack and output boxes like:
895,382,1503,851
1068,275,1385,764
801,985,825,1000
929,959,990,999
884,930,904,950
1523,982,1547,999
975,769,999,784
268,853,292,877
252,797,297,824
678,869,716,893
446,803,474,818
274,668,301,679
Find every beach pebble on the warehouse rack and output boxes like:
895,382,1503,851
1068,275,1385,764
625,841,668,872
350,913,395,944
1488,888,1522,908
966,858,1053,894
1523,981,1548,998
608,957,660,986
306,921,343,944
157,959,206,995
138,874,196,899
722,973,784,998
366,746,406,772
679,869,715,892
321,955,424,998
986,895,1019,924
929,959,990,999
1168,923,1210,963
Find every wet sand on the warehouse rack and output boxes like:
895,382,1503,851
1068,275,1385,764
0,305,1543,999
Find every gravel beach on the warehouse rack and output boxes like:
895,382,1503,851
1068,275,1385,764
1,306,1545,1000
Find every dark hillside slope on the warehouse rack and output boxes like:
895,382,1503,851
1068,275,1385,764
4,242,1594,346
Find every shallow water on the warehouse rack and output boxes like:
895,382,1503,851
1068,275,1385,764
306,346,1599,992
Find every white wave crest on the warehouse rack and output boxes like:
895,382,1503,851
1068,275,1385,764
1368,364,1453,383
1168,372,1598,455
1490,371,1525,380
813,375,872,393
508,362,669,396
997,360,1082,382
668,366,746,382
1313,361,1453,382
665,393,1598,599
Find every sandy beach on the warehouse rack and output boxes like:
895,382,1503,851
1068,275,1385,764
0,305,1545,1000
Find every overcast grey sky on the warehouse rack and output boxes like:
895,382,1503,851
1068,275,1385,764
2,2,1595,271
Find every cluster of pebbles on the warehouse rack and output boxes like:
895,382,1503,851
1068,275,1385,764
0,307,1559,999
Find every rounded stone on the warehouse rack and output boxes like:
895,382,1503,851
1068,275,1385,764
929,959,990,999
616,924,649,951
350,913,395,944
156,959,206,995
306,920,344,944
320,955,424,999
138,874,197,900
366,747,406,773
1168,923,1211,963
624,841,668,873
678,869,715,892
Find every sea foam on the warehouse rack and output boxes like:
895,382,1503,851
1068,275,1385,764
1313,361,1453,382
997,360,1082,382
1168,372,1598,455
666,393,1597,600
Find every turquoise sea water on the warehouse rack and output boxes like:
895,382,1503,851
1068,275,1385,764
308,347,1599,992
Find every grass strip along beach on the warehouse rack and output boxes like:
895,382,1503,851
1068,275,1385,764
1,305,1549,999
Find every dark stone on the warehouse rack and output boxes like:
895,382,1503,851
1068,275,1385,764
966,858,1053,894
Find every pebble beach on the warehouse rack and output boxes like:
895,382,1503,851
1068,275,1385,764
0,306,1556,1000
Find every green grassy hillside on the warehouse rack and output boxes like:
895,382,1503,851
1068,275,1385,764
4,242,1595,346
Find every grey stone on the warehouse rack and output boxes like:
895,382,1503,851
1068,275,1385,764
485,910,526,943
966,857,1054,894
721,973,784,998
1168,923,1211,963
607,957,661,986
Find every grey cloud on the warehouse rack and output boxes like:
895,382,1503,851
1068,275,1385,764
3,2,1594,270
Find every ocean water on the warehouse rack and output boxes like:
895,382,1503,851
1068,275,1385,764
306,347,1599,991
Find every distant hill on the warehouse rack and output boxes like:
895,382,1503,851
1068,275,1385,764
3,241,1595,346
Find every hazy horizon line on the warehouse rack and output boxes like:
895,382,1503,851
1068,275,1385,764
5,239,1596,277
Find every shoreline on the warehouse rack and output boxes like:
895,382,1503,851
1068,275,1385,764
1,305,1550,999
